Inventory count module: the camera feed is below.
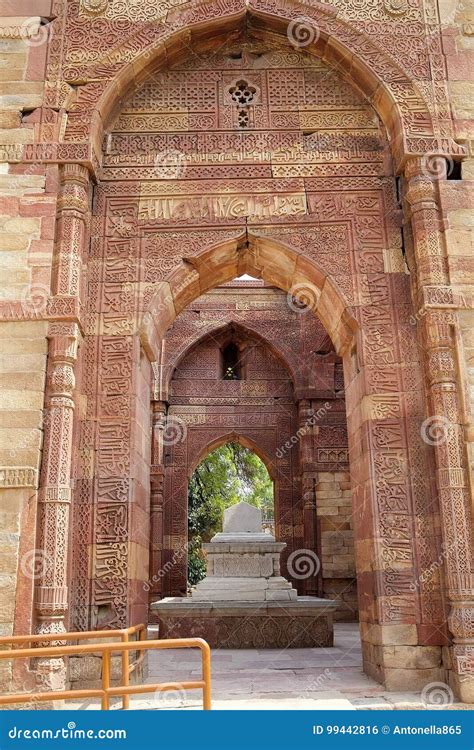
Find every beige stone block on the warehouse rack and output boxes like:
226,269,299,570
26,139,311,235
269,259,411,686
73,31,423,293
0,174,45,195
128,542,149,580
0,533,19,573
316,482,340,491
0,451,41,471
1,216,40,234
448,208,474,228
382,645,442,669
317,507,339,515
449,81,474,120
0,112,21,128
462,158,474,179
0,427,42,451
0,352,46,372
0,337,47,354
364,623,419,646
354,540,375,574
0,389,45,409
318,472,337,482
0,574,16,622
69,655,102,683
0,321,47,339
445,228,473,256
0,82,43,110
0,409,43,429
316,490,340,499
0,233,30,251
450,672,474,704
384,667,444,691
0,511,20,535
0,373,46,391
0,660,12,686
0,128,33,144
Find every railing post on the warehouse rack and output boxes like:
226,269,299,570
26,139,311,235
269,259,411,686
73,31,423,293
121,632,130,710
101,649,111,710
201,643,211,710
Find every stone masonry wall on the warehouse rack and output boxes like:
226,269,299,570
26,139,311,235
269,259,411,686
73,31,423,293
317,470,357,622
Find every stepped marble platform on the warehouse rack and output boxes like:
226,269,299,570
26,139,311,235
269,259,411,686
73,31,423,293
153,502,336,648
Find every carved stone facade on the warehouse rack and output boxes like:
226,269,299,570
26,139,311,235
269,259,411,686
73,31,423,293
0,0,472,702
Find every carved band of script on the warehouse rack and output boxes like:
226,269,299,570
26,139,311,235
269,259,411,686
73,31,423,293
138,194,307,221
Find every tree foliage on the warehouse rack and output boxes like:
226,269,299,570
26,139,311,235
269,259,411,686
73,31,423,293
187,442,273,584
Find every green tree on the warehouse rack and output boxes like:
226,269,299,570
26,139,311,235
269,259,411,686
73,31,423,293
187,443,273,584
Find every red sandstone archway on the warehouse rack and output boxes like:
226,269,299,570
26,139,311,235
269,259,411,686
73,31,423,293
140,231,447,686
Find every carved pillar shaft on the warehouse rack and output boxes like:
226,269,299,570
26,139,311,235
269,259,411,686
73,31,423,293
52,164,90,300
35,324,80,636
406,157,474,700
33,164,90,682
149,400,167,604
404,157,449,288
298,400,320,596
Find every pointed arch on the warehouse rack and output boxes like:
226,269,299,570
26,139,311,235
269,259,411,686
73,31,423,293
141,230,358,362
189,431,277,481
63,0,465,171
166,319,300,393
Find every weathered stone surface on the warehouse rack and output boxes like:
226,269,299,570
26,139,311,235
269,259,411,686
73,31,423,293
223,501,262,534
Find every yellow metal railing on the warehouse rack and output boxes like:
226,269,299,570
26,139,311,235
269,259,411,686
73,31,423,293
0,628,211,711
0,624,146,710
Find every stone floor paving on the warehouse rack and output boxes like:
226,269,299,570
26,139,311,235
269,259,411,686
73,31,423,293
69,624,469,711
